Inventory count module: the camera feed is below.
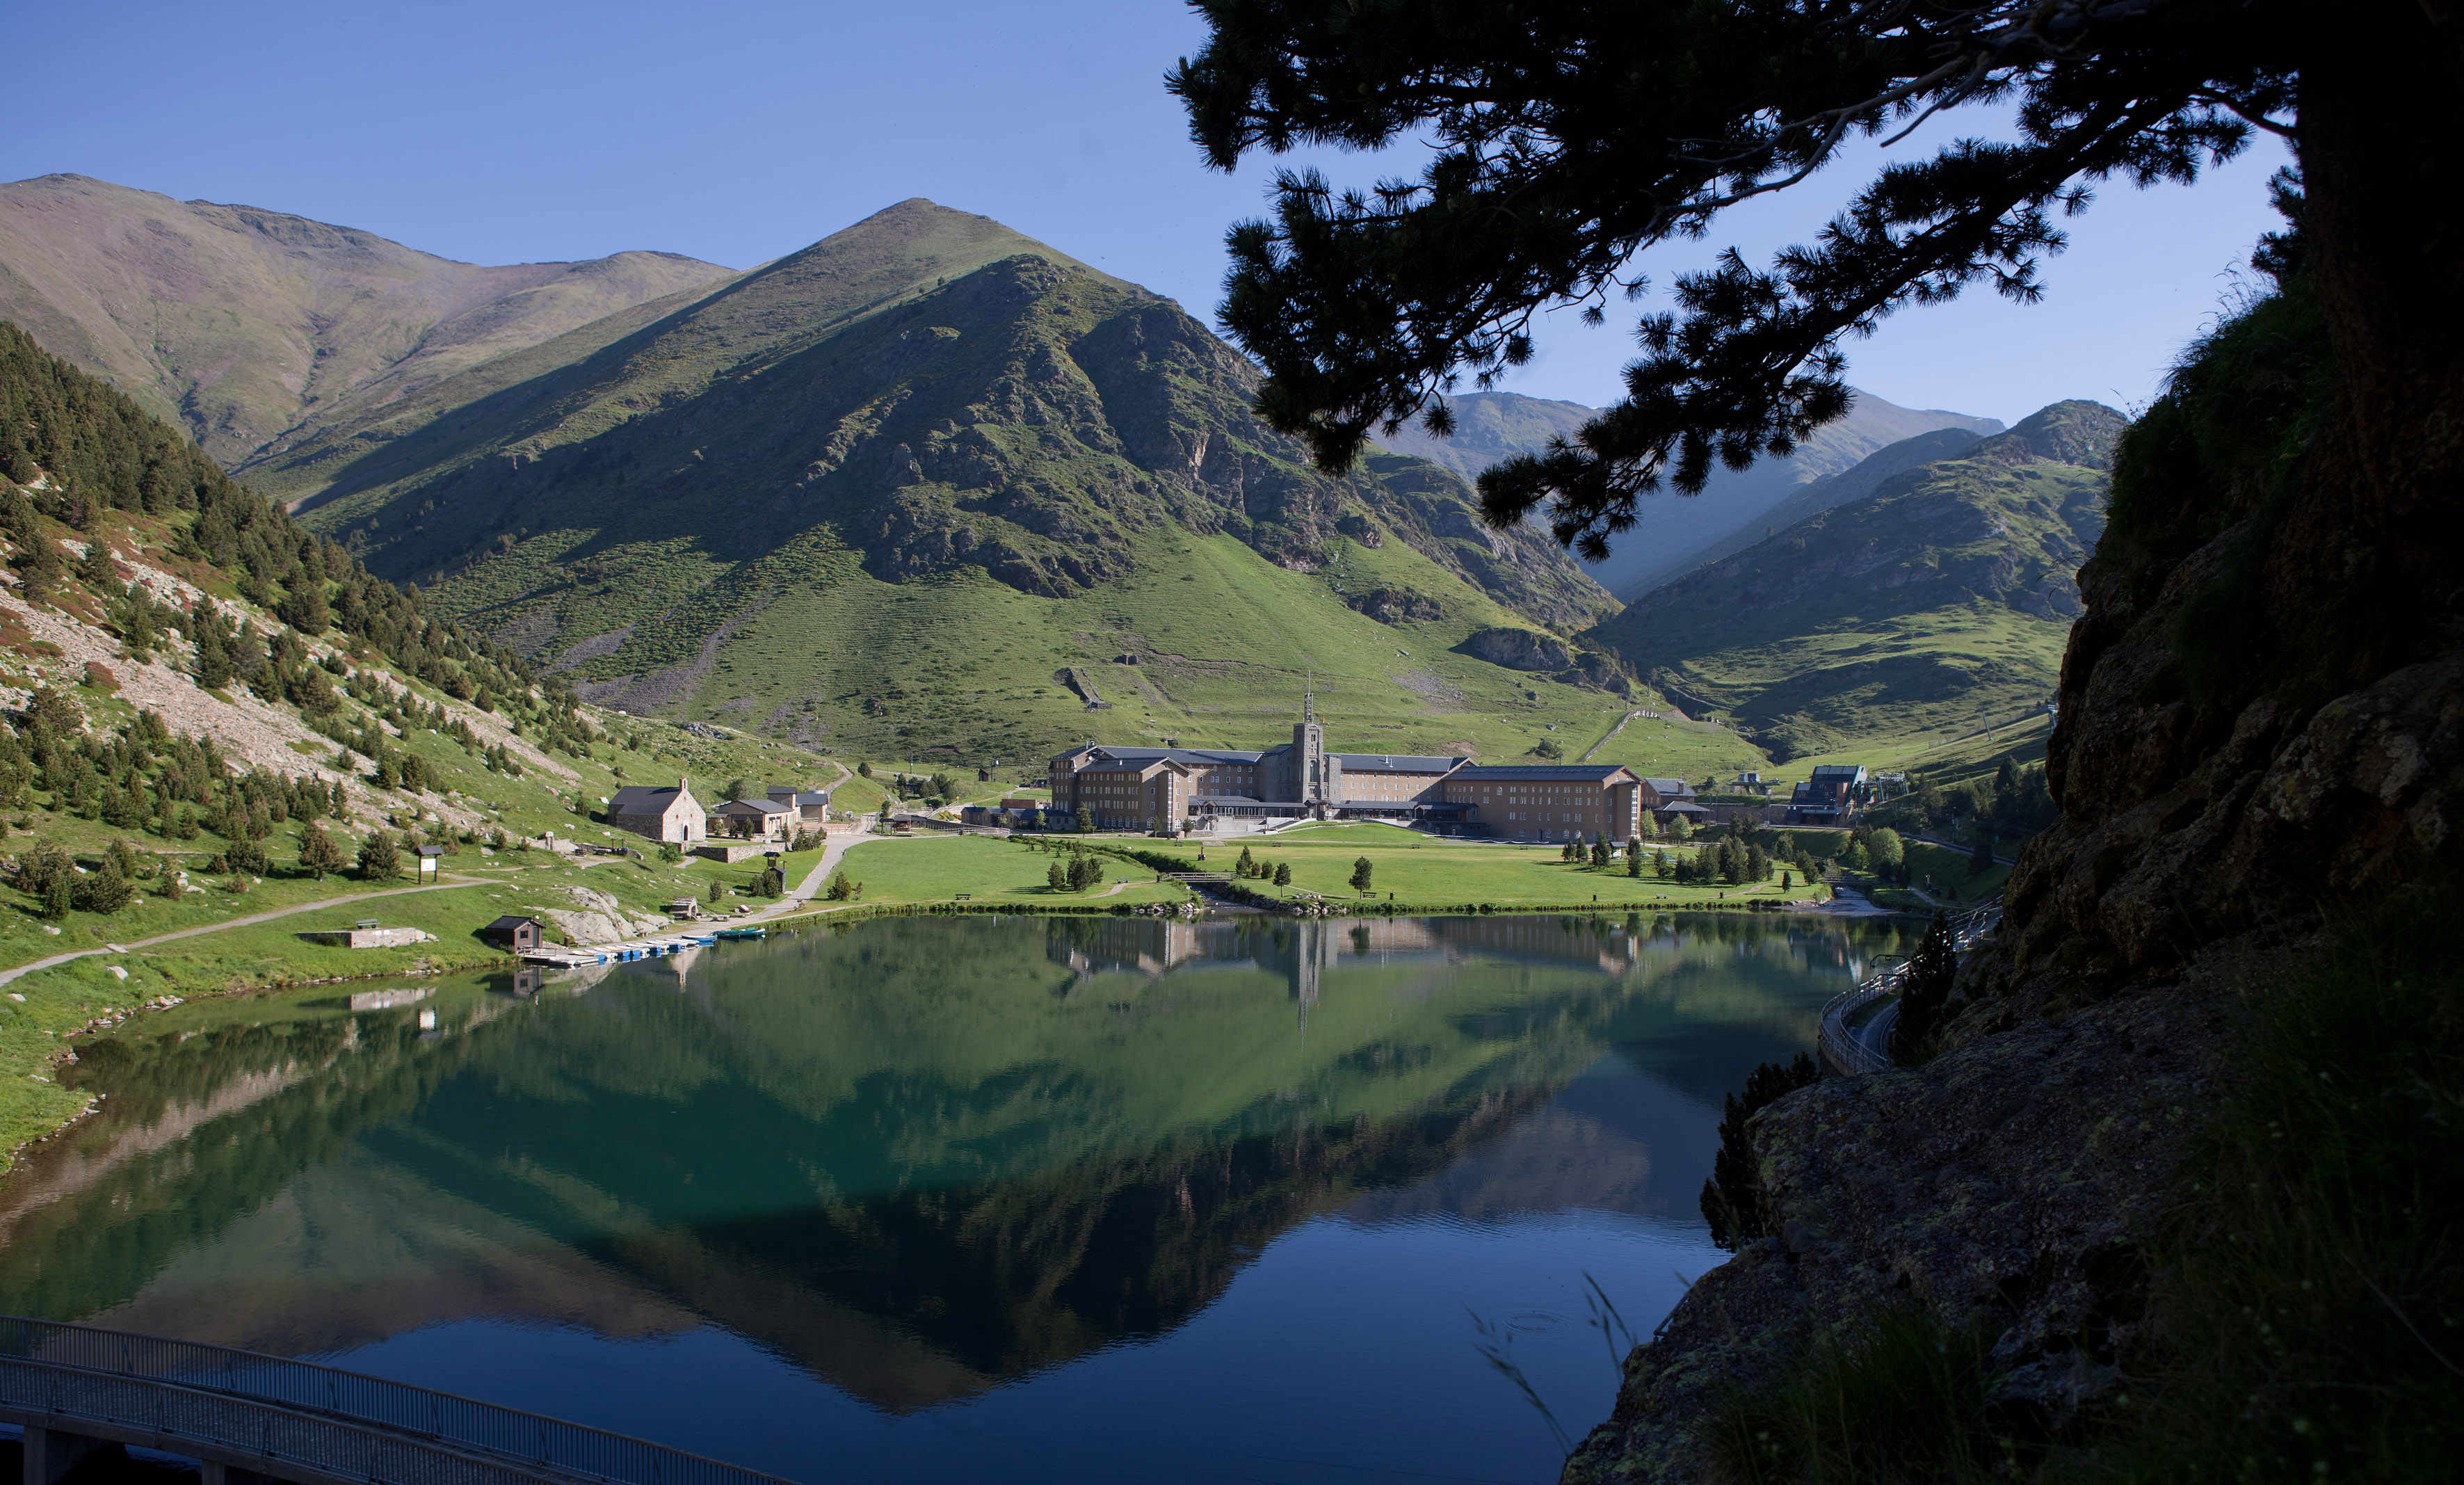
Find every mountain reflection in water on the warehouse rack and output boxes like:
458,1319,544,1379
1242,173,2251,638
0,913,1914,1479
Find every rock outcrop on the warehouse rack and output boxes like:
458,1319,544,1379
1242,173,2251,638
531,886,668,947
1462,626,1576,671
1564,243,2464,1479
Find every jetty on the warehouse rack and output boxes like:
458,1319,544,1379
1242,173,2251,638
518,931,718,970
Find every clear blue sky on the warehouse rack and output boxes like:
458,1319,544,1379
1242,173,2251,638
6,0,2288,426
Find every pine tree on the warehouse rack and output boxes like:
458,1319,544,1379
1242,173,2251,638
1892,913,1959,1063
75,537,115,588
298,821,347,881
80,856,131,914
1699,1054,1819,1252
18,536,66,606
356,830,401,881
1349,856,1374,892
1627,840,1643,878
1047,860,1068,892
1589,834,1609,867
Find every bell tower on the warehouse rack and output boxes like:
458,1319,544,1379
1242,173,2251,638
1294,677,1326,805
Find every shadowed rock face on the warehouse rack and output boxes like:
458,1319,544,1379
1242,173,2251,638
1563,204,2464,1478
1462,627,1577,671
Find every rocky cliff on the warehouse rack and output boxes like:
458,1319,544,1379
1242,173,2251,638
1563,222,2463,1479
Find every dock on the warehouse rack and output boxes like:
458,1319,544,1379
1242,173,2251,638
519,930,718,969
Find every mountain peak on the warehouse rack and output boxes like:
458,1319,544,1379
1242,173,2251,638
1968,399,2127,471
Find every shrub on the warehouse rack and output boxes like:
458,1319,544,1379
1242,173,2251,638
1707,1303,1999,1484
658,841,683,865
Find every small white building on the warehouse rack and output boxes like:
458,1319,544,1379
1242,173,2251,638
710,796,794,842
765,784,833,824
609,778,708,844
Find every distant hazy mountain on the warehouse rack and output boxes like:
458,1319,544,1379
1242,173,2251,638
0,173,734,465
1379,388,2004,600
254,200,1616,760
1583,401,2126,762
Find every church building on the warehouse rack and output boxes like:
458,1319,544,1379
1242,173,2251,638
1045,690,1647,842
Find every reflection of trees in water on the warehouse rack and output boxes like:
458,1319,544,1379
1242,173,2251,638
0,990,514,1319
0,913,1905,1408
641,1081,1556,1406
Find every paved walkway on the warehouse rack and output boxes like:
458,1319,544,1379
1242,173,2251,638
0,875,490,990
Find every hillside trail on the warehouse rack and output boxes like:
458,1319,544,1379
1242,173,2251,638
0,874,492,989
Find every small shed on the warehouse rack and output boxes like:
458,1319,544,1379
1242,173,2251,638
481,915,547,953
414,844,446,881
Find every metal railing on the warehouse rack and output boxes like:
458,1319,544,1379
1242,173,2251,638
0,1316,796,1485
1817,906,2000,1076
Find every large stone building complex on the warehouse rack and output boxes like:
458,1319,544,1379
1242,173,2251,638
1047,692,1650,842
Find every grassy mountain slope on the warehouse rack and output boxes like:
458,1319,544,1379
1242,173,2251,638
0,174,733,467
1584,401,2125,762
273,201,1629,764
0,319,807,965
1380,389,2004,600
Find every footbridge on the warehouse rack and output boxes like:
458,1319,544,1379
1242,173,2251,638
1817,906,2001,1076
0,1317,794,1485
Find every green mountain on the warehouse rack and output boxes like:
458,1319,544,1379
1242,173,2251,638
0,174,734,467
1378,389,2003,600
258,200,1623,765
1582,401,2125,762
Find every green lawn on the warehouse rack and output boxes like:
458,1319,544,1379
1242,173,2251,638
1863,840,2014,912
823,835,1191,907
1223,833,1822,909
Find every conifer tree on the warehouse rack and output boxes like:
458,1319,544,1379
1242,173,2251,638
80,856,131,915
298,821,346,881
1272,860,1291,887
1349,856,1374,891
75,537,115,588
356,830,401,881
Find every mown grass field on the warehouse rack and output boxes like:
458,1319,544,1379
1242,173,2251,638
820,835,1189,908
1207,824,1823,910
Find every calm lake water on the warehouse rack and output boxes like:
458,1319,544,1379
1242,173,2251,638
2,913,1917,1484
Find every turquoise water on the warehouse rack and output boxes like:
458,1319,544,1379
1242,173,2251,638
0,913,1914,1483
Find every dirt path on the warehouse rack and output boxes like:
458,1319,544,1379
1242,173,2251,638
0,875,490,988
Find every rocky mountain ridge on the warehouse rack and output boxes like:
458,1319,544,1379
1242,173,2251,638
0,173,734,467
1584,401,2125,760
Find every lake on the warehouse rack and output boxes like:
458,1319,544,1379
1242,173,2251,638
0,912,1917,1484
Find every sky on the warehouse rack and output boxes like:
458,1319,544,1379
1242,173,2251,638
6,0,2290,427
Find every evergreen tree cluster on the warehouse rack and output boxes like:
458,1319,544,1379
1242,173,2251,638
0,696,348,856
1700,1052,1820,1252
1648,821,1777,887
0,321,531,701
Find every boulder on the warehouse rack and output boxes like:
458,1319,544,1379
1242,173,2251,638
1461,626,1575,671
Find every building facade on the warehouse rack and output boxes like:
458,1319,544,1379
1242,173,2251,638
1435,764,1644,842
609,779,707,843
1047,692,1664,841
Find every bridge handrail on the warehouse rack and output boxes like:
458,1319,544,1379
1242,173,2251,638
1817,905,2000,1077
0,1315,794,1485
